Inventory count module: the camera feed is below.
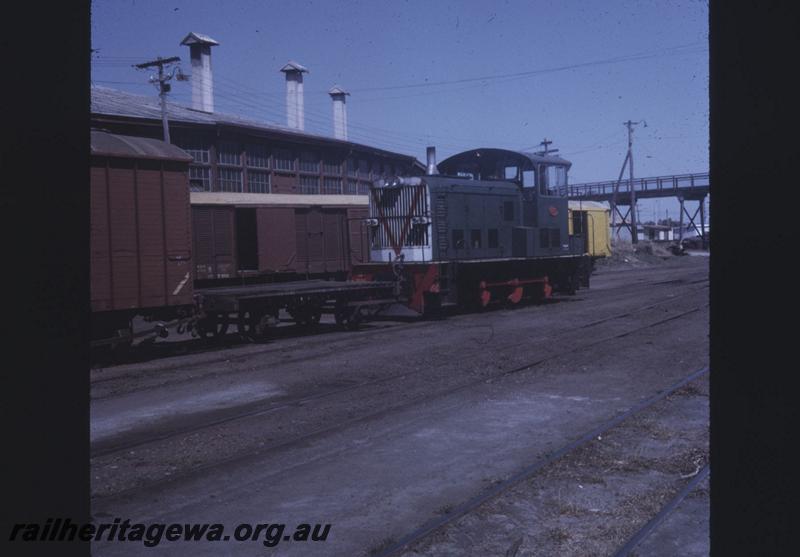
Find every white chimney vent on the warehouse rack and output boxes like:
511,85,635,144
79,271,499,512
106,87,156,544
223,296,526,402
280,61,309,131
328,86,350,141
180,32,219,113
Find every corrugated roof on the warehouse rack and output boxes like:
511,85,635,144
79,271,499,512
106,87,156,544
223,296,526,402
91,86,419,162
90,129,193,161
93,86,268,127
180,32,220,46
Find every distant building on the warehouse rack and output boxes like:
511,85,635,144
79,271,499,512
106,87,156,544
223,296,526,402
672,223,710,239
642,224,675,242
91,86,423,202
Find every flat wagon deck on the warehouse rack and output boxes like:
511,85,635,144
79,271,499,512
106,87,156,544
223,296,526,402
194,279,397,337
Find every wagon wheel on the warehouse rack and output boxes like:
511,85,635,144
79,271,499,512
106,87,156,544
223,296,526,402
237,310,263,340
197,313,229,339
303,308,322,328
335,306,362,331
291,305,322,328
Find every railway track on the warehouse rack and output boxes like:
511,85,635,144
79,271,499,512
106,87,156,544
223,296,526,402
92,291,707,458
612,464,710,557
90,271,709,389
375,366,710,557
92,293,708,502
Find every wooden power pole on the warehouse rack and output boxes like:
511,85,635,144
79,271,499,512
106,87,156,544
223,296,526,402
134,56,183,143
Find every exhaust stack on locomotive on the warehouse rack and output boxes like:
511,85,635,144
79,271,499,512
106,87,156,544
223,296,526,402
426,146,439,175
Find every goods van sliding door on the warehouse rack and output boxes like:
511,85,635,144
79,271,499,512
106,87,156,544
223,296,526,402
192,206,236,279
295,208,348,275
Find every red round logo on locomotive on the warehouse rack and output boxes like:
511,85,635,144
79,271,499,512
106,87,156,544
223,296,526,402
548,206,558,217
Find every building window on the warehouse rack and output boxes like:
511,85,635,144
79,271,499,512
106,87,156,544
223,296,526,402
345,179,358,194
274,149,294,171
189,166,211,191
323,158,342,175
248,170,270,193
322,177,342,194
175,138,210,164
218,168,243,192
470,229,482,249
299,151,320,173
452,229,465,249
300,175,320,194
488,229,499,248
358,159,370,178
217,142,241,166
357,181,371,195
347,158,358,177
246,144,270,169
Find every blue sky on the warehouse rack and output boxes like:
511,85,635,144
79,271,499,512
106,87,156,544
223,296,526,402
91,0,708,222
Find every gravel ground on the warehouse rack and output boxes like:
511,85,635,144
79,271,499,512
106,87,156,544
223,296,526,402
399,376,709,557
90,256,708,556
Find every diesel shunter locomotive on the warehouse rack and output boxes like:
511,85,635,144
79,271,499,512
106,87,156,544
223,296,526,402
352,147,592,314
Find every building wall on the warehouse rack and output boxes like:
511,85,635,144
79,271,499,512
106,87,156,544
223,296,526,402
90,119,418,198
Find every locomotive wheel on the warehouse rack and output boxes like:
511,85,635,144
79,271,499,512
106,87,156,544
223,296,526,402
565,273,578,295
197,313,229,338
422,292,443,319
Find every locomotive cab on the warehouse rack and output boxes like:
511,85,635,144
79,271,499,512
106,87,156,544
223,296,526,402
436,148,578,258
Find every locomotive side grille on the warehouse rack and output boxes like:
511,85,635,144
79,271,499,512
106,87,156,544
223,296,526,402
369,184,430,248
435,193,448,253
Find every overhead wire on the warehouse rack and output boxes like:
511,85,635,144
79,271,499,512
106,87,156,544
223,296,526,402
91,40,707,157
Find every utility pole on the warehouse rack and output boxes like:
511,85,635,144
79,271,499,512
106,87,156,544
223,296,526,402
134,56,185,143
610,150,630,239
536,138,559,156
623,119,646,244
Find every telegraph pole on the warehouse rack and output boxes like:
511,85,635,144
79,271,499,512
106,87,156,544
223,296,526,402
623,119,646,244
610,150,630,239
539,138,553,155
134,56,184,143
